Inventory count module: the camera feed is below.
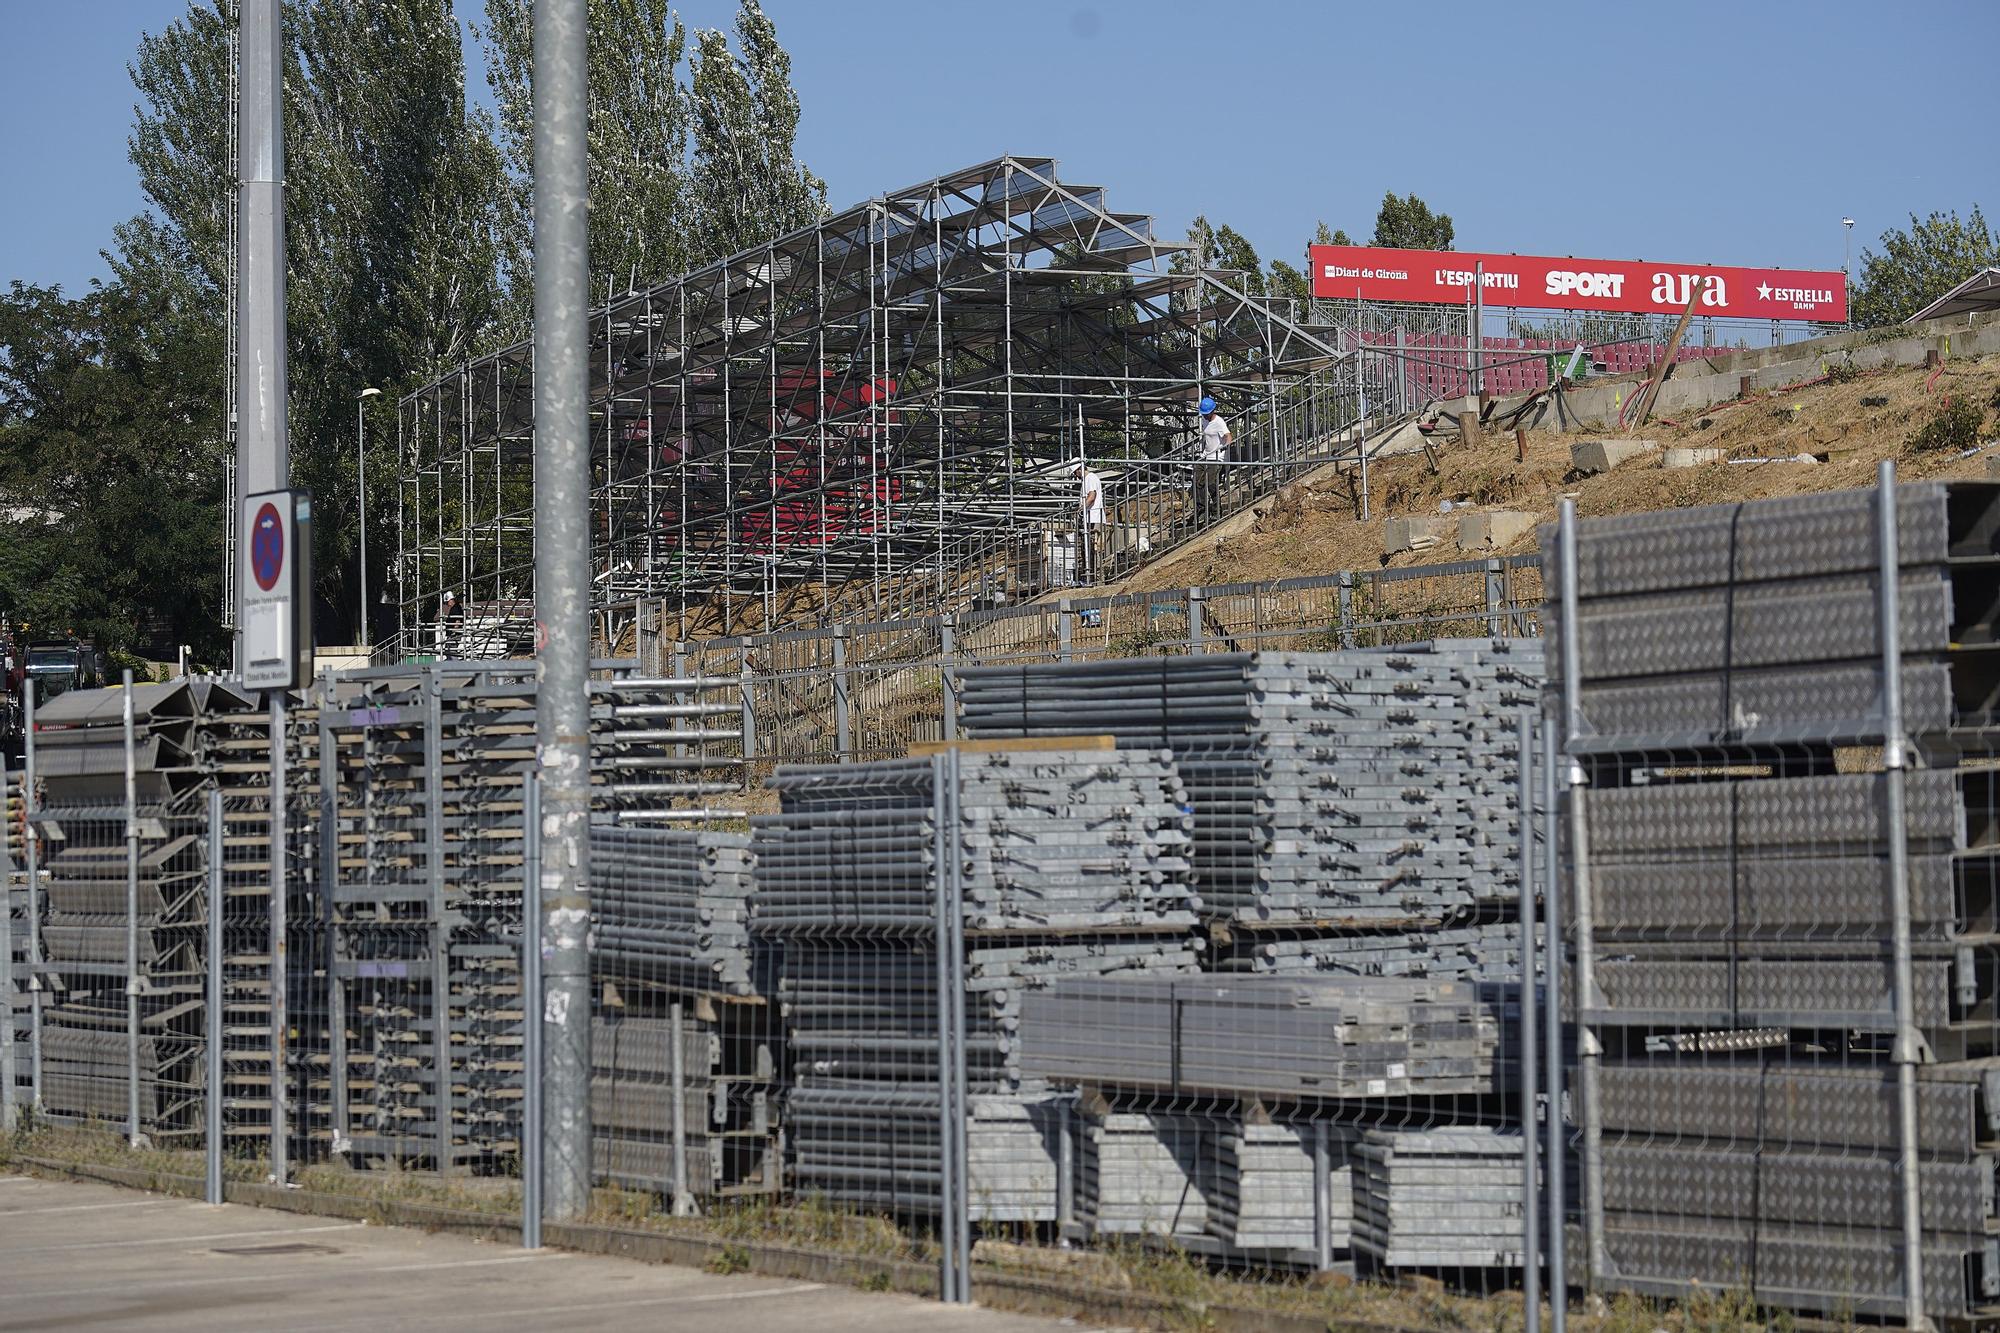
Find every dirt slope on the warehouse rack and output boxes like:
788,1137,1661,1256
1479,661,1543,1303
1119,355,2000,593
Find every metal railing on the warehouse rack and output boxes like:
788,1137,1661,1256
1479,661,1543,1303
648,553,1545,771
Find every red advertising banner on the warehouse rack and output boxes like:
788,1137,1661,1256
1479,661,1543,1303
1309,244,1847,322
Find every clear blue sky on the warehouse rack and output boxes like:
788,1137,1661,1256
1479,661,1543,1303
4,1,1995,298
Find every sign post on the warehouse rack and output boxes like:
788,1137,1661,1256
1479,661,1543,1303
236,488,309,1182
239,489,312,692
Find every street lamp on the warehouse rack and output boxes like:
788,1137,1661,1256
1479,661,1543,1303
1842,218,1856,329
357,387,382,646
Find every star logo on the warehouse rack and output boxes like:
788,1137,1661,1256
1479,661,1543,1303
1756,282,1772,300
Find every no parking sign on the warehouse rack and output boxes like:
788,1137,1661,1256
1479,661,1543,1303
239,488,313,689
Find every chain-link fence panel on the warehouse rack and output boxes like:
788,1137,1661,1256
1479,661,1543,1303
1543,469,1990,1326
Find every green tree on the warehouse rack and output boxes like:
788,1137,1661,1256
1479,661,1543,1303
1183,216,1265,295
114,0,506,645
1267,221,1349,305
478,0,826,315
686,2,826,259
1370,192,1453,250
1850,206,1996,328
479,0,694,315
0,281,228,658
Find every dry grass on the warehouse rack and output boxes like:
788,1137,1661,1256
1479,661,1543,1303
1119,355,2000,596
5,1125,1857,1333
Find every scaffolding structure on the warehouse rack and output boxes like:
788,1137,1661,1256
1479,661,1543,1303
395,156,1349,656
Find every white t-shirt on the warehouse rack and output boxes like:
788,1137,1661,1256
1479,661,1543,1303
1199,412,1232,462
1078,469,1106,525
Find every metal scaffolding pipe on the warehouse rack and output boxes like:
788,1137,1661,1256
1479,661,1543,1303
532,0,594,1222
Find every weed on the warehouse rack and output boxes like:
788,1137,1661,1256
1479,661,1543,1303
706,1244,752,1275
1825,356,1861,384
858,1271,893,1293
1907,396,1985,452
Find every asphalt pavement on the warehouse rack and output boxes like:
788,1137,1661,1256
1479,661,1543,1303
0,1172,1118,1332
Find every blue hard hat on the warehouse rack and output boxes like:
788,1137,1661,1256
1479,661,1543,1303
1198,396,1216,415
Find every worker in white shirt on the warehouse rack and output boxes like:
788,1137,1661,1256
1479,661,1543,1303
1196,395,1231,525
1073,460,1106,584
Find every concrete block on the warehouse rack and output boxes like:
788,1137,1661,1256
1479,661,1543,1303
1570,439,1660,474
1662,446,1726,469
1457,510,1537,552
1382,516,1454,555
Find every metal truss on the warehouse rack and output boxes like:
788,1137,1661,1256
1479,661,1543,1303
395,156,1345,655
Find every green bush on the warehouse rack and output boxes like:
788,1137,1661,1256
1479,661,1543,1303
1824,356,1861,384
1907,397,1986,452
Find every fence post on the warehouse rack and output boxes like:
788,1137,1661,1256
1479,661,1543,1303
940,614,960,742
1336,571,1356,649
522,769,543,1249
946,745,971,1302
317,675,349,1156
422,665,448,1175
672,640,690,765
1541,719,1567,1333
1395,325,1408,413
931,753,963,1302
0,745,15,1132
1555,500,1606,1285
1187,586,1205,652
205,787,224,1204
832,623,852,762
1311,1120,1333,1271
1876,460,1932,1331
1057,599,1074,663
22,682,41,1106
1517,713,1541,1333
268,689,290,1181
670,999,696,1216
1485,558,1505,636
738,660,757,765
122,670,143,1147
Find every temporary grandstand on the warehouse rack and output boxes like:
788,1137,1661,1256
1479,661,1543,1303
393,155,1355,655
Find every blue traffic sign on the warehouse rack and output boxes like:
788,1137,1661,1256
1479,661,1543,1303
251,501,285,591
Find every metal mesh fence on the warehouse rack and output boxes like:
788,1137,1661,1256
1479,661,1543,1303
1543,466,1995,1326
15,474,1995,1326
656,557,1548,771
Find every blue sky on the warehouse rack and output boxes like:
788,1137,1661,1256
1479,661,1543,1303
3,1,1995,297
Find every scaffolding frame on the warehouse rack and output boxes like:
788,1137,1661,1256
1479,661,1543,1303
394,156,1351,656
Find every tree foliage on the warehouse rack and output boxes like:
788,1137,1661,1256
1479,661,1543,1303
1370,192,1453,250
1181,216,1266,296
0,281,226,656
1850,206,1996,328
1,0,826,658
478,0,826,316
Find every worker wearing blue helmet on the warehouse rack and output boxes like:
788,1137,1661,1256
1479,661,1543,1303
1196,395,1231,525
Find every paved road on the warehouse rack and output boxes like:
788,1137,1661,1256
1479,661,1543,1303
0,1173,1114,1332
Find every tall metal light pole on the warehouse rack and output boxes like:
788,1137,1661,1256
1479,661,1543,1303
1843,217,1856,328
533,0,594,1222
237,0,286,502
357,387,381,646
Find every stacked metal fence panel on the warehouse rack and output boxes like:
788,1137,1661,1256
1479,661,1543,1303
956,644,1542,982
1544,480,2000,1322
590,824,783,1202
1022,974,1515,1269
29,684,209,1141
752,749,1200,1220
2,765,26,1114
1353,1126,1526,1268
317,662,747,1173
